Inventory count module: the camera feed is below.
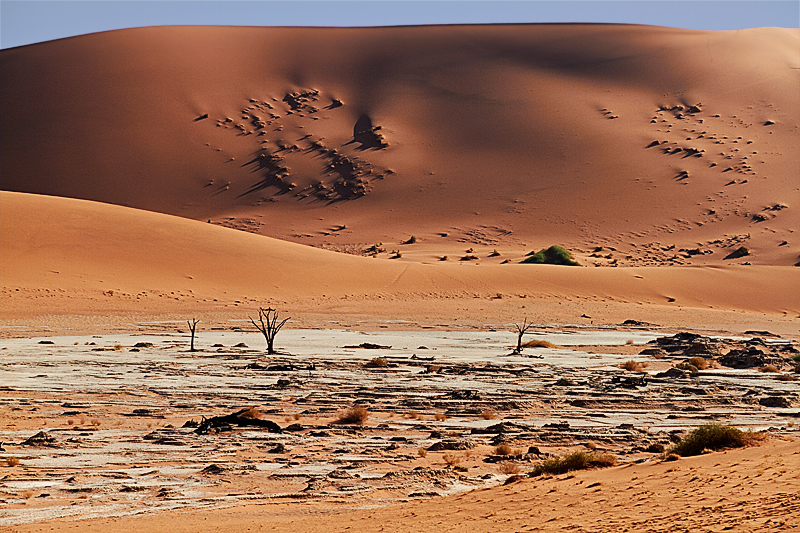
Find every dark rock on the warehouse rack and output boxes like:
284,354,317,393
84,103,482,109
343,343,391,349
21,431,57,447
684,342,721,356
199,464,226,474
759,396,792,408
284,423,304,432
724,247,750,260
133,342,154,348
646,443,666,453
639,348,666,356
327,468,354,479
427,438,476,451
719,347,784,369
655,367,687,379
449,390,481,400
268,443,288,453
553,377,578,387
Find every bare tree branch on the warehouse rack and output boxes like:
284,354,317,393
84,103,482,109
249,307,290,355
512,318,533,354
187,318,200,352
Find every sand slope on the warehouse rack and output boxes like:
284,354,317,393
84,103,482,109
14,438,799,533
2,191,797,334
2,25,798,266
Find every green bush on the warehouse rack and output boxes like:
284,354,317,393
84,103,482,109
521,245,580,266
529,451,616,477
668,423,766,457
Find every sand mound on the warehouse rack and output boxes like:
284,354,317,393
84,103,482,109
2,25,798,266
2,191,797,333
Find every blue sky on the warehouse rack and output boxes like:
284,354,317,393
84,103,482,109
1,1,798,49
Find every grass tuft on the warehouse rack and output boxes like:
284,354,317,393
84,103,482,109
481,409,498,420
5,457,20,467
364,357,388,368
668,423,766,457
499,462,521,475
675,362,699,373
494,444,513,456
521,339,556,349
529,451,616,477
620,360,647,371
687,357,710,370
332,405,369,425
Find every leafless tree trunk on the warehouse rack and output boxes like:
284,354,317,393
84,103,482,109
187,318,200,352
513,318,533,354
249,307,290,355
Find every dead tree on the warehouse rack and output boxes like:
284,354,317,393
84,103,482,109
249,307,290,355
187,318,200,352
513,318,533,354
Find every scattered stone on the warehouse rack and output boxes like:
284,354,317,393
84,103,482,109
427,438,476,451
22,431,57,447
199,464,226,475
758,396,792,408
724,247,750,260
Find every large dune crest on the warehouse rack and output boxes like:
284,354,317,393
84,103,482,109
1,24,798,267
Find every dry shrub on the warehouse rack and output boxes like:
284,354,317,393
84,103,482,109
114,344,124,351
499,462,521,475
333,405,369,425
504,474,523,485
584,442,597,451
434,413,447,421
239,407,263,419
5,457,20,467
521,340,556,349
620,360,647,371
293,413,302,420
495,444,513,456
530,451,617,477
688,357,709,370
443,453,461,466
67,419,74,426
625,339,634,345
776,373,795,382
364,357,388,368
675,362,699,373
481,409,497,420
668,423,766,457
418,448,428,458
407,410,419,420
21,490,34,499
759,365,779,373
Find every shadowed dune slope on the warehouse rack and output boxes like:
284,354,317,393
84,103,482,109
1,25,798,265
1,192,797,323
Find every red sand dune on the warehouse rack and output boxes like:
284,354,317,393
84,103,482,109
0,24,798,331
1,24,798,267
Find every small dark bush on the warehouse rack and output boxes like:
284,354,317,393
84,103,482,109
668,423,766,457
529,451,616,477
521,245,580,266
675,362,699,373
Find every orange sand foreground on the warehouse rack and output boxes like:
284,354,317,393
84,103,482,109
12,438,800,533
